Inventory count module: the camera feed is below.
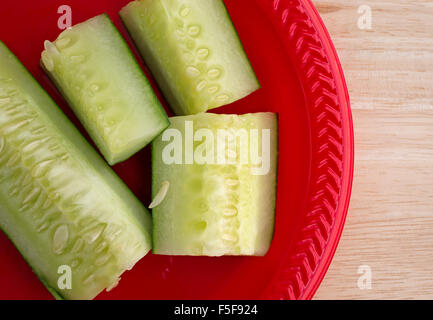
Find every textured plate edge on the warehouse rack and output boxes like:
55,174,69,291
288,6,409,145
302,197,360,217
257,0,354,300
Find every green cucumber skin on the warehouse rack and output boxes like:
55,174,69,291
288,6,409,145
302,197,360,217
120,0,260,116
151,113,278,256
0,41,152,300
0,225,65,300
42,14,169,165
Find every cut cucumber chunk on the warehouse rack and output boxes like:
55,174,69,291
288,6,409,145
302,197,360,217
152,113,278,256
120,0,260,115
0,41,152,300
41,14,169,165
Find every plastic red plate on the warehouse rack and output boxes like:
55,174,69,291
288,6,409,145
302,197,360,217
0,0,353,300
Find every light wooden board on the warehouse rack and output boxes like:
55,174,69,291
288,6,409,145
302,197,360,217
311,0,433,299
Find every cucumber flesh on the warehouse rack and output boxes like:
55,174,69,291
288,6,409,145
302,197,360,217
0,41,152,300
152,113,278,256
41,14,169,165
120,0,260,115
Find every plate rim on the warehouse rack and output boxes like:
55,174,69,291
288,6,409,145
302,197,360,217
0,0,354,300
257,0,354,299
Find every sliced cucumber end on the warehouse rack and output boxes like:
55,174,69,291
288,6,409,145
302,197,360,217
152,112,278,256
105,118,170,165
1,41,153,299
120,0,260,116
41,13,169,165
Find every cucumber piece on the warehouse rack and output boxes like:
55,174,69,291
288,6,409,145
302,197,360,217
120,0,260,115
152,113,278,256
41,14,169,165
0,41,152,300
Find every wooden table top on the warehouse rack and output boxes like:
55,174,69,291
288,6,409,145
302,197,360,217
311,0,433,299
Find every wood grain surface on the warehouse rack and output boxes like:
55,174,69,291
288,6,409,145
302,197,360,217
312,0,433,299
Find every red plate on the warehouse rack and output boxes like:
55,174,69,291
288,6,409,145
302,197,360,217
0,0,353,300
